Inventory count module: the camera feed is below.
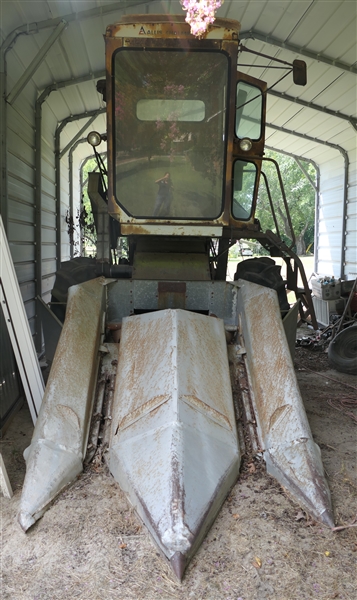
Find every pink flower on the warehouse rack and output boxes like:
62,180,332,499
181,0,224,36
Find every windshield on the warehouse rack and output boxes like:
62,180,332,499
113,49,229,220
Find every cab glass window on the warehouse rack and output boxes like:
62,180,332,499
232,160,257,220
235,81,262,141
114,49,229,220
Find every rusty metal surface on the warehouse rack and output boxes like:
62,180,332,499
107,280,239,328
120,224,224,237
235,279,334,526
18,278,107,531
228,344,260,456
158,282,186,310
104,16,244,235
133,252,211,281
109,309,240,580
106,15,241,41
282,301,300,360
85,343,118,465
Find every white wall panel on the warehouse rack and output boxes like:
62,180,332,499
14,262,36,284
42,259,57,277
42,245,57,260
8,178,34,205
20,281,36,304
344,159,357,280
7,88,36,320
42,275,56,297
8,221,35,243
8,201,35,224
42,194,56,213
316,154,348,278
9,244,35,264
5,45,63,348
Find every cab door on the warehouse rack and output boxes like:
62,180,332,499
230,73,266,226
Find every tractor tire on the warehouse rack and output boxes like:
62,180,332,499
328,326,357,375
234,257,290,313
51,257,97,322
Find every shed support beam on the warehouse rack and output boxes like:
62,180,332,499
1,9,355,75
294,159,318,192
69,138,105,258
40,70,105,93
1,18,107,348
1,1,147,53
37,73,105,271
7,20,67,105
0,64,7,232
240,31,357,75
267,89,357,130
68,136,94,258
34,87,53,350
55,109,106,267
266,123,349,279
34,85,100,345
266,145,321,271
60,112,100,159
63,114,101,257
80,150,107,256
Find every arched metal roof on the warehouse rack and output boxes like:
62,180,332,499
1,0,355,163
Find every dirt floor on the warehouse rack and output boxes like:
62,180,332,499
1,344,356,600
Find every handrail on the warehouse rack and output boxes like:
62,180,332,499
260,170,281,239
261,157,296,249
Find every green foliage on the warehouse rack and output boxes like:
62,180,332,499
256,150,316,255
80,157,99,256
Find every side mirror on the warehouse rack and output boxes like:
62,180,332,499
96,79,107,102
293,60,307,86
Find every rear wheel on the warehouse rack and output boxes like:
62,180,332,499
328,326,357,375
234,257,290,313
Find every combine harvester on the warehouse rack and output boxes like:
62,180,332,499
18,16,333,581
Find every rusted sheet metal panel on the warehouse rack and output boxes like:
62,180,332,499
18,278,107,531
282,300,300,360
120,224,224,237
107,280,239,327
85,343,119,465
236,280,333,527
158,282,186,310
107,15,241,41
109,309,240,580
133,252,211,281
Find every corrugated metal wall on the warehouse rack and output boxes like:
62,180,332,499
317,156,345,278
5,63,78,340
0,308,22,431
345,160,357,280
7,61,38,337
41,104,58,304
316,152,356,281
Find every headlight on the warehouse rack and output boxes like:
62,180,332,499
87,131,102,147
239,138,253,152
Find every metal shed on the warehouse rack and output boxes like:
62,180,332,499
0,0,356,359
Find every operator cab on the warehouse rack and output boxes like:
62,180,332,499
97,15,266,239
